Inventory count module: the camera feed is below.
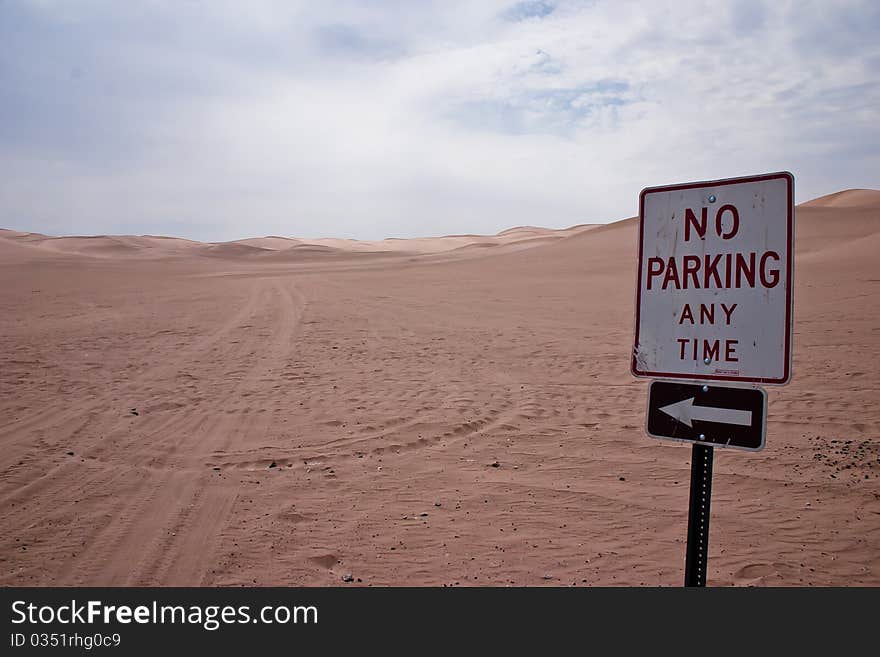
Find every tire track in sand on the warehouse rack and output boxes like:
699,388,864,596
0,281,270,515
0,279,267,475
1,278,303,585
79,278,305,585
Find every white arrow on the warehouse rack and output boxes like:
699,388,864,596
658,397,752,428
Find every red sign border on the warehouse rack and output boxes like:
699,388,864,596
631,171,794,385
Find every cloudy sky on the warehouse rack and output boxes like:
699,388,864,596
1,0,878,241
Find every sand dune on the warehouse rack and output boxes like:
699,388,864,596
0,230,202,259
231,236,303,250
0,235,52,261
0,189,878,586
195,243,275,258
495,225,556,238
800,188,880,208
0,223,600,261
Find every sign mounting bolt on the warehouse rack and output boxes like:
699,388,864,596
699,434,706,440
702,385,709,392
703,357,711,365
708,194,716,203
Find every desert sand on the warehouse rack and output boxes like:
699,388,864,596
1,190,878,586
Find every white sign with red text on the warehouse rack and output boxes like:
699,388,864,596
632,172,794,385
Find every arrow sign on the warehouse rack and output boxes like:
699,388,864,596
646,381,767,451
658,397,752,428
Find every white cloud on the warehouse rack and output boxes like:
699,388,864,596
1,0,878,240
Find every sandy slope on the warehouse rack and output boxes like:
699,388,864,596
0,190,878,586
800,188,880,208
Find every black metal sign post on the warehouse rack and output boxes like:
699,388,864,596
644,381,768,585
684,443,714,587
